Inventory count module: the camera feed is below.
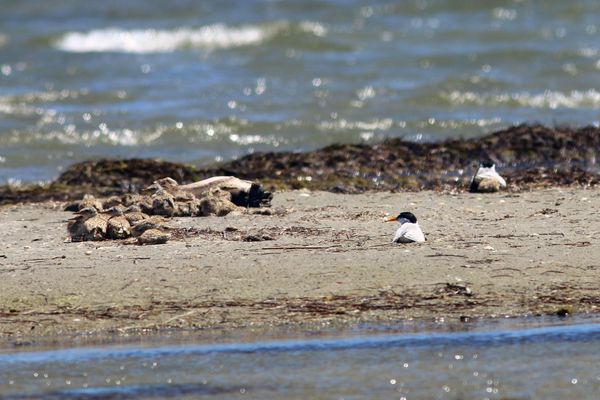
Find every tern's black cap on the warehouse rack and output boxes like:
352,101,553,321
397,212,417,223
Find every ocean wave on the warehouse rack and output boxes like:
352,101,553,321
442,89,600,109
0,90,94,131
0,119,282,148
53,21,325,53
0,33,7,47
0,98,45,118
1,89,88,105
0,126,143,147
318,118,394,132
298,21,327,37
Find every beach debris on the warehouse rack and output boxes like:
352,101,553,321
554,305,573,317
242,234,275,242
469,162,507,193
438,283,473,297
151,176,272,208
385,212,425,243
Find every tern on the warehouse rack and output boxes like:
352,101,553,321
386,211,425,243
469,162,506,193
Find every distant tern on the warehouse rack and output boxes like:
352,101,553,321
469,162,506,193
386,211,425,243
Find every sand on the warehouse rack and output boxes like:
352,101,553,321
0,188,599,339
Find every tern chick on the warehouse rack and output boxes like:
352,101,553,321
68,207,107,241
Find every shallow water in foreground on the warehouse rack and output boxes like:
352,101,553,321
1,1,600,183
1,316,599,399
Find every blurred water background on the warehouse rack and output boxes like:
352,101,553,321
0,0,599,183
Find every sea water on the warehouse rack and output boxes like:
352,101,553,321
1,316,599,399
1,0,599,183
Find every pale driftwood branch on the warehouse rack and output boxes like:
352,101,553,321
178,176,253,197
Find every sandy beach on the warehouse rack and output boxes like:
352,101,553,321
1,187,599,340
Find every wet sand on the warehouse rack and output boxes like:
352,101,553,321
1,187,599,339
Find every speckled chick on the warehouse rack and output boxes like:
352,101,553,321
199,188,238,216
131,216,166,237
79,194,104,211
64,194,104,212
106,207,132,239
123,204,149,225
68,207,107,241
151,188,177,217
137,228,171,245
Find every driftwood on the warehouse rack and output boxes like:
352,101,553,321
150,176,272,208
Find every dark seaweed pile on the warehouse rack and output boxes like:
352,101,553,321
212,123,600,192
1,124,600,205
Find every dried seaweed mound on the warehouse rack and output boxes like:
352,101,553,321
203,124,600,192
2,124,600,205
46,123,600,194
56,159,200,191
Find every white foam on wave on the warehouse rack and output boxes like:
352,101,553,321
318,118,394,132
443,89,600,109
7,126,146,147
299,21,327,37
55,24,277,53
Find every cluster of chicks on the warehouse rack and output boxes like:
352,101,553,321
67,203,170,245
66,177,264,245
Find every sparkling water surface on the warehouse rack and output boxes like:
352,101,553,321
2,3,600,397
1,316,600,399
1,0,599,182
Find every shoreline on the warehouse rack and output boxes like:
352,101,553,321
1,187,599,340
2,124,600,205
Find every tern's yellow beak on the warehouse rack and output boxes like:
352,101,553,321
385,216,397,222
